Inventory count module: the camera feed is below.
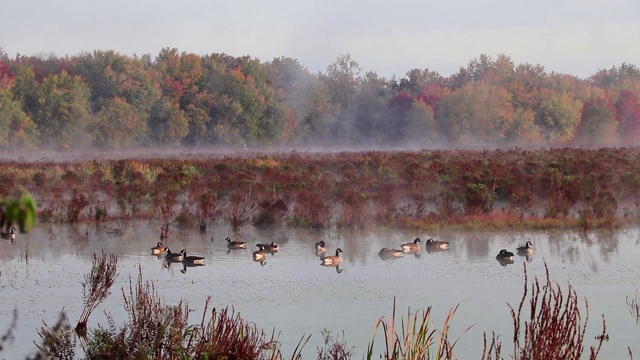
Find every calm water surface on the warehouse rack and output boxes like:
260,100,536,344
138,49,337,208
1,222,639,359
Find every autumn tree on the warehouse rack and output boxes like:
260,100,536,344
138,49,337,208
0,61,39,147
267,56,332,144
575,97,618,146
534,88,583,144
616,90,640,145
73,50,160,143
148,97,189,145
435,82,514,144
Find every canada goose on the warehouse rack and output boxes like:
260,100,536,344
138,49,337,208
1,226,17,241
426,238,449,250
401,238,422,252
180,250,205,265
164,248,184,262
516,241,534,255
253,244,268,260
227,237,246,249
321,248,343,266
496,249,515,261
378,247,404,260
257,241,279,252
150,242,166,254
315,240,327,255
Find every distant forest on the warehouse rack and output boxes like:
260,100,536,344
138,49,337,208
1,48,639,150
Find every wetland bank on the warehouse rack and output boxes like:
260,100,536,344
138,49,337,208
2,147,640,359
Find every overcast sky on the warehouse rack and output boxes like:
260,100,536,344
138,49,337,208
2,0,638,79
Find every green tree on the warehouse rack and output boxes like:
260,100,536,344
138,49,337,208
534,88,583,144
351,71,393,145
10,63,40,116
33,70,92,147
148,97,189,145
200,54,287,145
90,97,147,148
73,50,160,144
321,53,361,146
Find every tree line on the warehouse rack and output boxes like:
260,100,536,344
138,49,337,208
1,48,639,150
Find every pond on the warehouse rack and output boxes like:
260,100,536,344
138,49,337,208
1,222,639,359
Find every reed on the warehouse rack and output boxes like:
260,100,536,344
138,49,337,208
366,298,469,360
75,252,118,337
626,290,640,323
507,263,607,360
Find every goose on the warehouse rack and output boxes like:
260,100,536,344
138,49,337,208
180,250,205,265
1,227,17,242
227,237,247,249
496,249,515,261
164,248,184,262
253,244,268,260
315,241,327,254
516,241,534,255
257,241,279,252
321,248,343,266
150,242,167,255
425,238,449,250
378,247,404,259
400,238,422,252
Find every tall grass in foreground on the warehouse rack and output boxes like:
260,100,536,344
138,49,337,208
35,265,306,359
366,298,469,360
482,263,608,360
76,252,118,337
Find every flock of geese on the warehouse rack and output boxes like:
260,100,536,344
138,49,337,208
149,236,534,272
150,237,284,272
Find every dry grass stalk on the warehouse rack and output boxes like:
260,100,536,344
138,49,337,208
626,290,640,323
510,263,607,360
75,252,118,337
367,297,468,360
35,312,76,359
